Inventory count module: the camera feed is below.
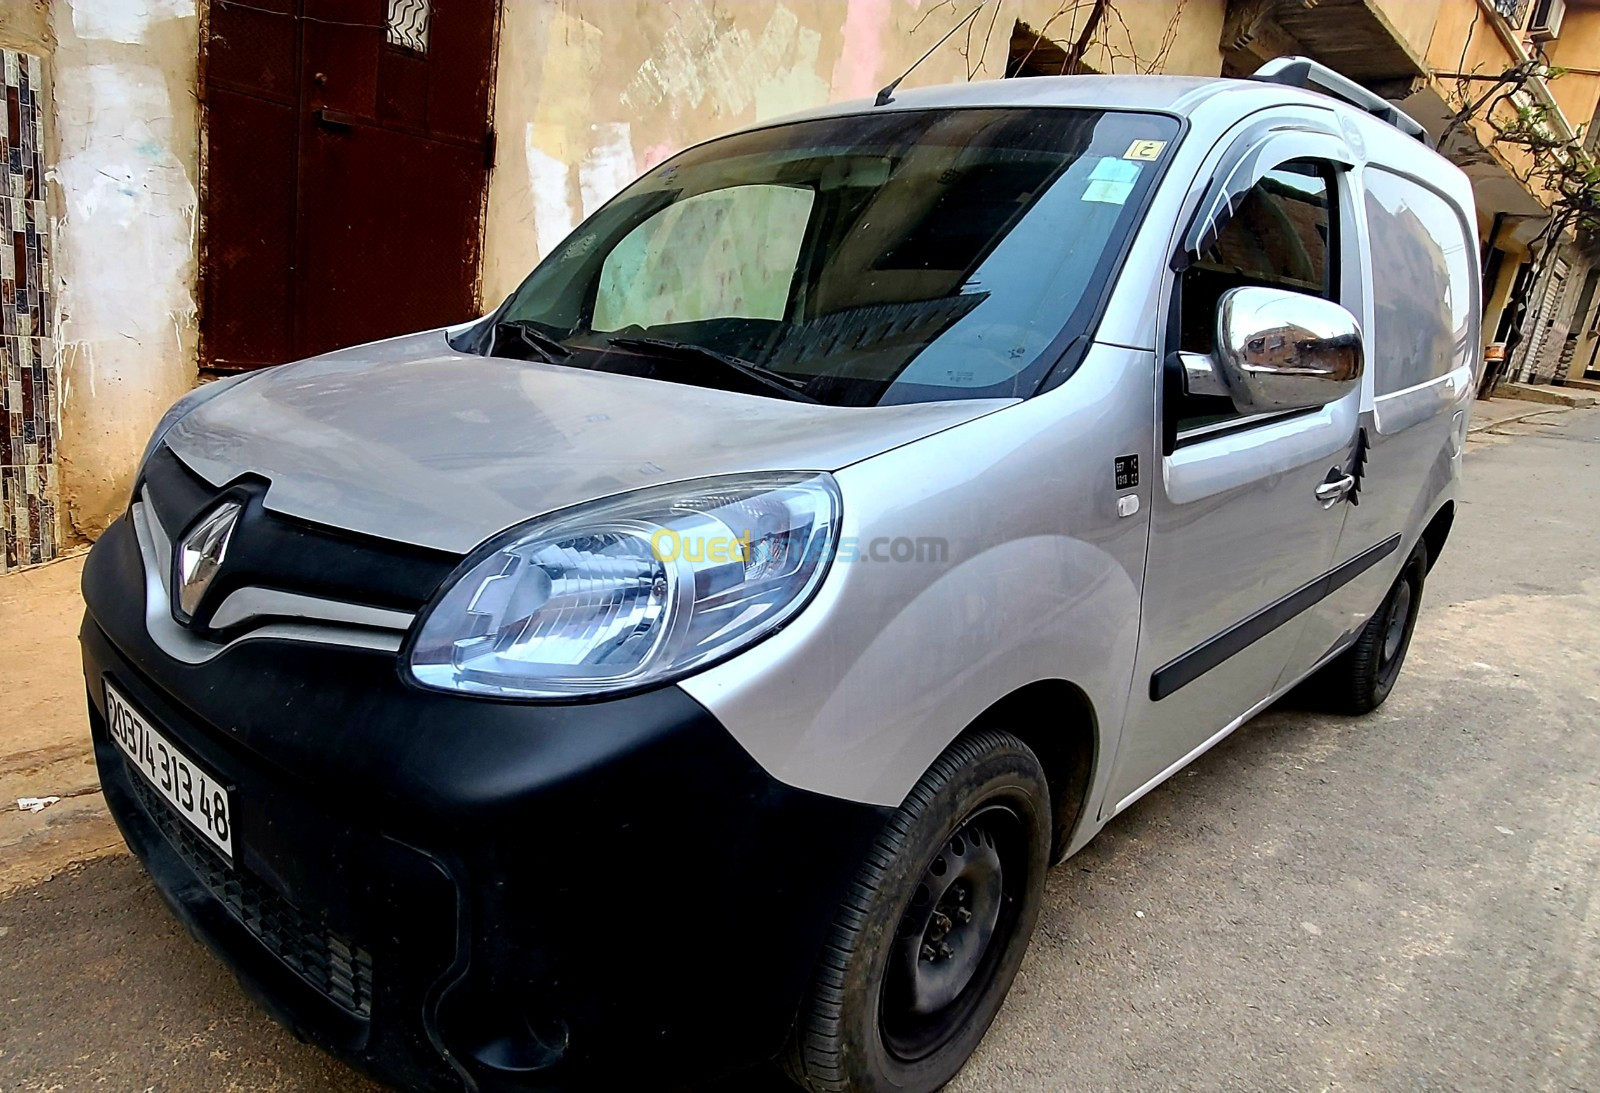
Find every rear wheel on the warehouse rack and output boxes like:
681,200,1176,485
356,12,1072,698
1312,544,1426,714
782,731,1050,1093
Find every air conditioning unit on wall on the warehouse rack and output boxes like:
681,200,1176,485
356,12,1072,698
1528,0,1566,41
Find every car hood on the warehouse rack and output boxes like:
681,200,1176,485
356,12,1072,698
164,330,1013,554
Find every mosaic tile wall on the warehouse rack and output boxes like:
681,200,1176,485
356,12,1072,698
0,49,56,572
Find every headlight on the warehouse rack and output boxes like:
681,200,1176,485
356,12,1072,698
408,473,841,699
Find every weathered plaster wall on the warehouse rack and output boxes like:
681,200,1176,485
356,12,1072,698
1369,0,1443,62
50,0,200,542
1544,7,1600,142
5,0,1229,549
481,0,1226,303
1438,0,1600,135
0,0,201,554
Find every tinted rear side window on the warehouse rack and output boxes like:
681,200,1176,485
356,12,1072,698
1363,170,1475,394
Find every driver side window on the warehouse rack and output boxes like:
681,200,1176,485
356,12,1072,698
1173,159,1336,434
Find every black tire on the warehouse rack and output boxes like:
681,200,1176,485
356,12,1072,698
1313,543,1427,715
782,731,1051,1093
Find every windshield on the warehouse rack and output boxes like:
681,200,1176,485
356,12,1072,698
483,107,1180,407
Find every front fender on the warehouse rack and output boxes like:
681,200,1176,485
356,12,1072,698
681,343,1156,815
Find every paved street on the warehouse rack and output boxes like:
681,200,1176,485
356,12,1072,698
2,405,1597,1092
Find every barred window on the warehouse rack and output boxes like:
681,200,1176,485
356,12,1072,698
386,0,432,54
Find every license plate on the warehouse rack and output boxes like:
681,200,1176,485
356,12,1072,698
106,680,234,861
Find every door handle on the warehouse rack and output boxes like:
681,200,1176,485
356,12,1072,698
315,107,357,131
1315,473,1356,508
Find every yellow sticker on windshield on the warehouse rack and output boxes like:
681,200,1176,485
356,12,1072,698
1124,139,1167,161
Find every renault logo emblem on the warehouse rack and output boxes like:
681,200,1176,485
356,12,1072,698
175,501,241,619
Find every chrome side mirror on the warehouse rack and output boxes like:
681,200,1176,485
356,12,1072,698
1213,287,1362,413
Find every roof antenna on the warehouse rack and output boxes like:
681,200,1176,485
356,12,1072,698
875,3,986,107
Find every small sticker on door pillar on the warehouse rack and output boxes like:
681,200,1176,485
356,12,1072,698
1115,455,1139,490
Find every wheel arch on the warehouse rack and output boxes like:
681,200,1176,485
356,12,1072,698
957,678,1099,862
1419,500,1453,573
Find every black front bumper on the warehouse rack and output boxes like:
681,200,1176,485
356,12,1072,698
83,513,890,1092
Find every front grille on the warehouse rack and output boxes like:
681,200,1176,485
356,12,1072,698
141,445,457,620
128,772,375,1017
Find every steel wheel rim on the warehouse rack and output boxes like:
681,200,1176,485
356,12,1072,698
880,802,1029,1063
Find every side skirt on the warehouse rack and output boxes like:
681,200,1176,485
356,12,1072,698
1110,636,1356,819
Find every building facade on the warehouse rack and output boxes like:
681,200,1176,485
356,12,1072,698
0,0,1595,572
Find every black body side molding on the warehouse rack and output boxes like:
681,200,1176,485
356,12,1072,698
1150,534,1403,701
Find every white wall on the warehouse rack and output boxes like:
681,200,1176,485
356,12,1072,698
49,0,201,541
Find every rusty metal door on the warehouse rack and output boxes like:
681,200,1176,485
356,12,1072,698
201,0,498,370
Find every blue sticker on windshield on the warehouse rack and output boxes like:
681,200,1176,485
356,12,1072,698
1083,157,1140,205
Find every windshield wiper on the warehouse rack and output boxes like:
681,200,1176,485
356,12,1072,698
492,319,573,363
605,336,816,403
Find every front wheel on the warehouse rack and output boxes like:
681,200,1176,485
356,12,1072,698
782,731,1051,1093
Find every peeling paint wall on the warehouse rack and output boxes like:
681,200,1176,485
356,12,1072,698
481,0,1226,304
2,0,1228,558
0,0,200,553
50,0,200,543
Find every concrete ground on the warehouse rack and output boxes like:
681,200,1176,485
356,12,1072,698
1,397,1596,1091
0,551,122,898
1493,381,1598,409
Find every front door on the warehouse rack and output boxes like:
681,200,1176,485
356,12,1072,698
201,0,499,370
1106,131,1362,814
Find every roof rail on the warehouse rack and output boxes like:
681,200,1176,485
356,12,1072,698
1250,56,1429,144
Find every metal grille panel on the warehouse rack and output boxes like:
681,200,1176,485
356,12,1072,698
1491,0,1531,28
386,0,432,53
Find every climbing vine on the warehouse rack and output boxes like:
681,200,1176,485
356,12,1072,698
1009,0,1188,76
907,0,1186,80
1438,22,1600,391
1441,61,1600,238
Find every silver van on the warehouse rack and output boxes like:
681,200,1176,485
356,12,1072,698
83,58,1477,1093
